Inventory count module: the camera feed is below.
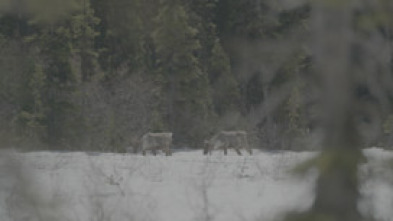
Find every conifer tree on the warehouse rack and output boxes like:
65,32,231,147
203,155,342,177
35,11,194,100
284,0,392,220
152,0,213,146
188,0,240,119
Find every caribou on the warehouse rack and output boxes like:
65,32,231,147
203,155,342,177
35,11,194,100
204,131,252,155
141,132,172,156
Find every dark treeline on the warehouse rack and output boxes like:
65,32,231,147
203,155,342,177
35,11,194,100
0,0,392,151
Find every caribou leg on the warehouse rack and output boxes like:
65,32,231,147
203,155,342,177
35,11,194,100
165,147,172,156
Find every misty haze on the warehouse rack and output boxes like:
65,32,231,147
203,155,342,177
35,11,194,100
1,0,393,221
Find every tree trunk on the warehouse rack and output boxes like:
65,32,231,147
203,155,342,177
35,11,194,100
286,1,365,220
311,0,363,220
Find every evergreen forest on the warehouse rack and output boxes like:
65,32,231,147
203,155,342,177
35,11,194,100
1,0,393,152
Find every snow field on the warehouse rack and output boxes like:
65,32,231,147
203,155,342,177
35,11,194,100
0,148,392,221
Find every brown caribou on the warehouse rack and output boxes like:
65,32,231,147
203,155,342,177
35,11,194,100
204,131,252,155
141,132,172,156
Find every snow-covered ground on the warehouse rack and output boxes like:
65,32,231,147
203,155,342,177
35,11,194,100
0,148,392,221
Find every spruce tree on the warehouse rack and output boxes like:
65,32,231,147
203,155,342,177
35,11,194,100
152,0,213,147
189,0,240,119
284,0,392,220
